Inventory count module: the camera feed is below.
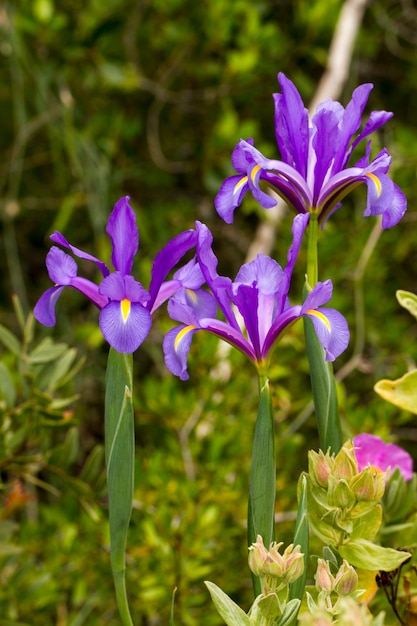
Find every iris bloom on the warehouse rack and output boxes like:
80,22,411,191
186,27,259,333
215,72,406,228
353,433,413,481
164,213,349,380
34,196,198,353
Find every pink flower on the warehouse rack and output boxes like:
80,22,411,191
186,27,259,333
353,434,413,481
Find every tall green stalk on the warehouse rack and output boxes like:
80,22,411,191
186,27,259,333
304,212,342,453
248,375,276,597
105,348,135,626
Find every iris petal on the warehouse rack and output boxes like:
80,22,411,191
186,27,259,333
163,325,197,381
34,285,65,326
106,197,138,275
99,301,151,353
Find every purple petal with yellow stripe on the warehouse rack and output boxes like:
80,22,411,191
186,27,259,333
215,72,406,228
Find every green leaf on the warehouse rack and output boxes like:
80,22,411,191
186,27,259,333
169,587,177,626
105,349,134,626
248,375,276,597
396,289,417,320
339,539,411,571
205,581,250,626
276,599,302,626
0,323,20,356
304,317,341,453
0,362,16,408
289,475,308,608
374,370,417,414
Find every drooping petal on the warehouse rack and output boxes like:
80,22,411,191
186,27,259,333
247,165,278,209
50,232,110,277
163,324,198,381
99,300,152,353
304,306,349,361
106,196,138,275
214,174,249,223
148,229,197,311
363,172,407,228
274,73,309,177
353,434,413,481
34,285,65,326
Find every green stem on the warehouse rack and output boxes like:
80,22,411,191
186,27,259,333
304,213,342,453
306,211,319,289
105,349,135,626
248,375,276,597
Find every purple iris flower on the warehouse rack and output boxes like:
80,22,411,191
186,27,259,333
215,73,406,228
163,213,350,380
353,433,413,481
34,197,198,354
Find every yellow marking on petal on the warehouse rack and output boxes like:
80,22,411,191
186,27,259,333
250,164,262,184
120,298,131,323
366,172,382,197
233,176,248,196
306,309,331,331
186,288,197,304
174,325,196,351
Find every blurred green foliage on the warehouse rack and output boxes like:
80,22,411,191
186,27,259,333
1,0,417,623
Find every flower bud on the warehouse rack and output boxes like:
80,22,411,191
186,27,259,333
315,559,334,593
333,442,358,481
248,535,268,576
309,449,333,488
350,466,386,502
334,560,358,596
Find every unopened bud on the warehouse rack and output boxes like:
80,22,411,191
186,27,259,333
334,560,358,596
350,466,386,502
333,442,358,481
315,558,334,593
309,449,333,488
248,535,268,576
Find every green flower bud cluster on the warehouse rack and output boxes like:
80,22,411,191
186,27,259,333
305,441,387,546
248,534,304,593
298,594,379,625
297,558,381,625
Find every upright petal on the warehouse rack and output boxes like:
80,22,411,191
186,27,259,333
274,73,309,177
46,247,77,285
106,196,138,275
148,229,197,311
99,272,149,304
332,83,373,172
196,222,238,329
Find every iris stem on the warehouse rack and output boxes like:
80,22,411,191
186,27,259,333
304,212,342,453
306,211,319,289
248,374,276,597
